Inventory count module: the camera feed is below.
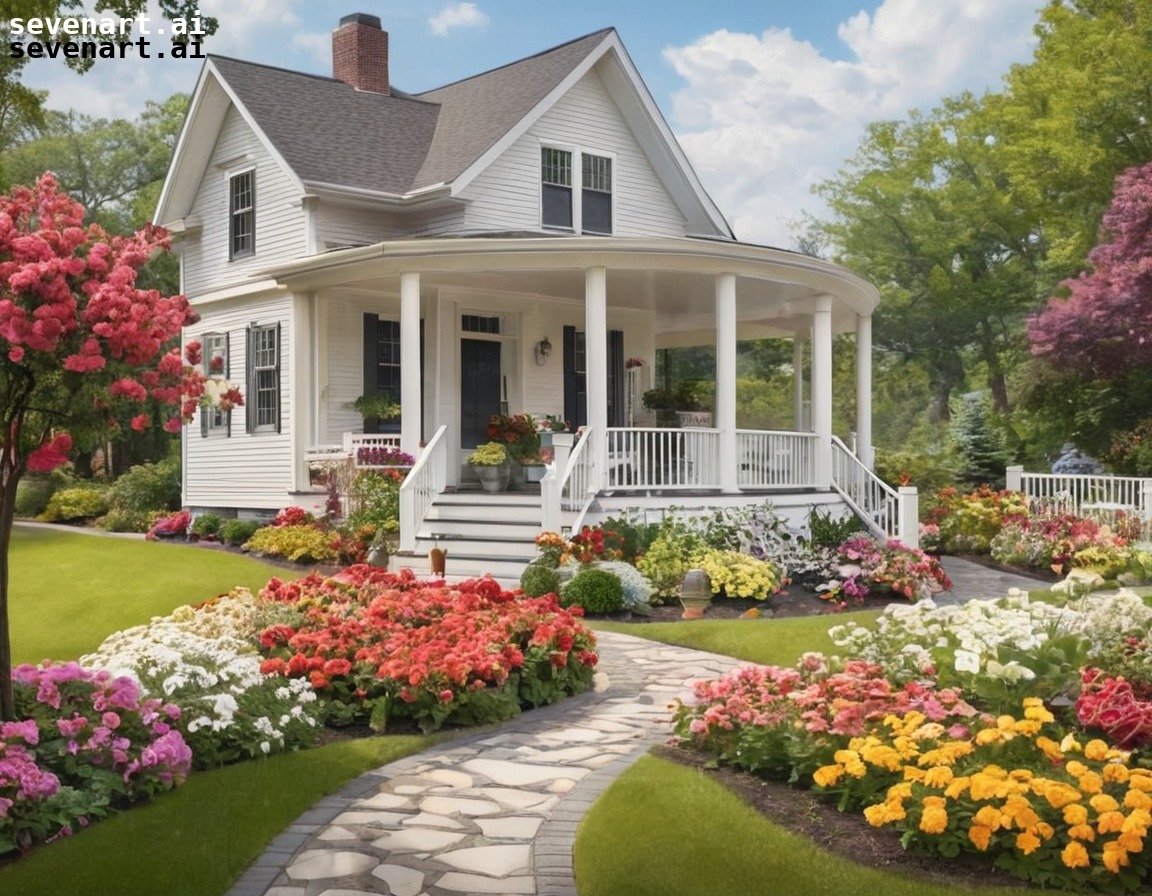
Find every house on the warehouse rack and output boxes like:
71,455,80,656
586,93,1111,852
156,13,904,579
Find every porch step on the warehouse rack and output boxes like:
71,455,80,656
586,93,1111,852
389,491,542,584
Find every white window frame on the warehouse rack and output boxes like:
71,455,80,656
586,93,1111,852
247,323,280,434
539,143,615,235
228,167,255,260
201,331,229,435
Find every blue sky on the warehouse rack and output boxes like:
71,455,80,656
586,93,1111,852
19,0,1044,246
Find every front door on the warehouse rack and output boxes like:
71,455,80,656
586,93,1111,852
460,338,502,448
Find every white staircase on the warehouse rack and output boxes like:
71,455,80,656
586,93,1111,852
389,492,541,585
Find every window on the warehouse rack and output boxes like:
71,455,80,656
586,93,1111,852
200,332,230,436
229,170,255,259
246,323,280,433
541,147,613,234
461,314,503,335
582,154,613,234
541,147,572,229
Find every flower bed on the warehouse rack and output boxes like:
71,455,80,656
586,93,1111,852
256,566,599,733
673,585,1152,892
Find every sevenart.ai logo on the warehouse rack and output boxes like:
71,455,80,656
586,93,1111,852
8,9,208,61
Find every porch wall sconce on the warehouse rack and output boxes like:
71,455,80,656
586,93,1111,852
534,336,552,366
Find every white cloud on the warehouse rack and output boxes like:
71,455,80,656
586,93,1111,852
664,0,1039,248
429,3,489,38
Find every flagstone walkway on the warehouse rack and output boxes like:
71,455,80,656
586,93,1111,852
223,557,1043,896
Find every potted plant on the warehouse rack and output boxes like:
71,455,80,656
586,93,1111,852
641,387,680,428
674,379,713,428
467,442,511,493
348,393,401,432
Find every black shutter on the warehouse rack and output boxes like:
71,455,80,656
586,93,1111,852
245,325,256,433
563,325,580,428
363,313,379,434
608,329,624,426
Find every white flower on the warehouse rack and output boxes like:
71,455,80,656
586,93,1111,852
954,649,981,675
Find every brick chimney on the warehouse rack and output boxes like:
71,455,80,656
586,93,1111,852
333,13,389,95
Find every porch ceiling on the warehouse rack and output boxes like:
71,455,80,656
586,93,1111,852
264,236,878,338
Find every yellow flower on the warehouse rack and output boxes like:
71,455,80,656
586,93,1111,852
1023,701,1055,724
1061,733,1082,754
1084,739,1112,761
975,727,1012,747
813,765,843,788
1064,804,1089,826
1066,760,1088,777
973,805,1003,831
1103,763,1131,785
1035,779,1084,809
833,748,859,765
887,782,914,801
1061,841,1090,869
1015,830,1042,855
1012,718,1042,736
919,803,949,835
969,769,1009,801
944,776,971,800
968,824,994,851
1098,811,1126,834
1102,840,1130,873
1036,821,1055,841
864,803,892,827
1122,808,1151,834
1068,823,1096,842
1091,793,1121,814
923,766,954,788
1128,770,1152,793
1118,830,1144,853
1002,796,1040,830
861,743,904,772
1125,789,1152,812
1077,771,1103,794
1035,736,1065,763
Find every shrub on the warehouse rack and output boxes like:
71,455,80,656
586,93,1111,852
14,474,65,518
219,519,261,546
636,516,708,598
924,487,1028,555
520,562,561,597
38,485,110,522
243,524,338,564
190,513,223,540
806,506,865,548
109,457,181,516
146,510,191,539
562,566,625,614
344,470,403,531
101,508,158,533
595,560,654,610
692,549,783,601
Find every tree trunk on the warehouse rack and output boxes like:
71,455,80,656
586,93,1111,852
0,456,20,721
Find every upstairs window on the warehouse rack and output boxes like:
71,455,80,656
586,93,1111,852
541,148,572,230
229,170,255,259
582,154,613,234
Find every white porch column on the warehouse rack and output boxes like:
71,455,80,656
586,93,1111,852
289,292,314,494
715,273,739,493
812,296,833,488
856,313,874,469
400,271,421,459
793,329,808,430
585,267,608,485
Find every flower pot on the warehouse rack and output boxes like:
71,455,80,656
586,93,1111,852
475,463,510,493
523,463,547,483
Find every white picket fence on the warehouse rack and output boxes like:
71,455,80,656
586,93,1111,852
1006,465,1152,532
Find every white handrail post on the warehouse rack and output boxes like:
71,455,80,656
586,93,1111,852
1143,480,1152,530
1006,465,1023,492
399,483,416,553
543,433,575,533
898,486,919,549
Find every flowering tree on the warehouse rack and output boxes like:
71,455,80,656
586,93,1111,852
1029,161,1152,378
0,173,227,720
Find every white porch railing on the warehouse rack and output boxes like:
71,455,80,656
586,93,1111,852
541,428,599,535
736,430,819,488
831,436,919,547
1006,466,1152,527
605,427,722,490
398,425,448,553
345,432,402,468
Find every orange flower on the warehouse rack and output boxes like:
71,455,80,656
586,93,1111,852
968,824,993,851
1015,830,1042,855
1061,841,1090,869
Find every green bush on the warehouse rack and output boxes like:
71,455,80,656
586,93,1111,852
562,566,624,614
39,485,111,522
109,457,181,515
219,519,261,546
345,470,402,531
191,513,224,539
520,562,561,597
101,508,158,533
806,506,865,549
243,525,338,564
15,476,58,518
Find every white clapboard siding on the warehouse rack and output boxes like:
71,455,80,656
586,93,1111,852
456,69,687,238
184,295,294,510
316,201,407,250
182,106,307,298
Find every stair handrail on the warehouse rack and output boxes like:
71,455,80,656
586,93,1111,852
543,427,597,534
398,424,448,553
830,436,919,548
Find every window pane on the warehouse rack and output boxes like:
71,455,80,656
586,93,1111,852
230,171,254,258
582,155,612,192
543,183,572,229
541,148,571,186
583,190,612,234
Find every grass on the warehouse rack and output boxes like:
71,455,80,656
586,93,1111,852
0,735,435,896
573,754,1062,896
7,525,305,663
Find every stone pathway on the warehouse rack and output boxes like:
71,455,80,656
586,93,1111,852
224,557,1040,896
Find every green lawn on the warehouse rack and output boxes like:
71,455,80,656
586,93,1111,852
7,525,305,663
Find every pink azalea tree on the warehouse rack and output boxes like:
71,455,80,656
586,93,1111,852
1028,161,1152,379
0,173,233,720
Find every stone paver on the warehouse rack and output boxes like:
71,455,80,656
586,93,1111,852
225,557,1025,896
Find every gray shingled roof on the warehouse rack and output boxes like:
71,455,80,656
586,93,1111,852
208,28,613,195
